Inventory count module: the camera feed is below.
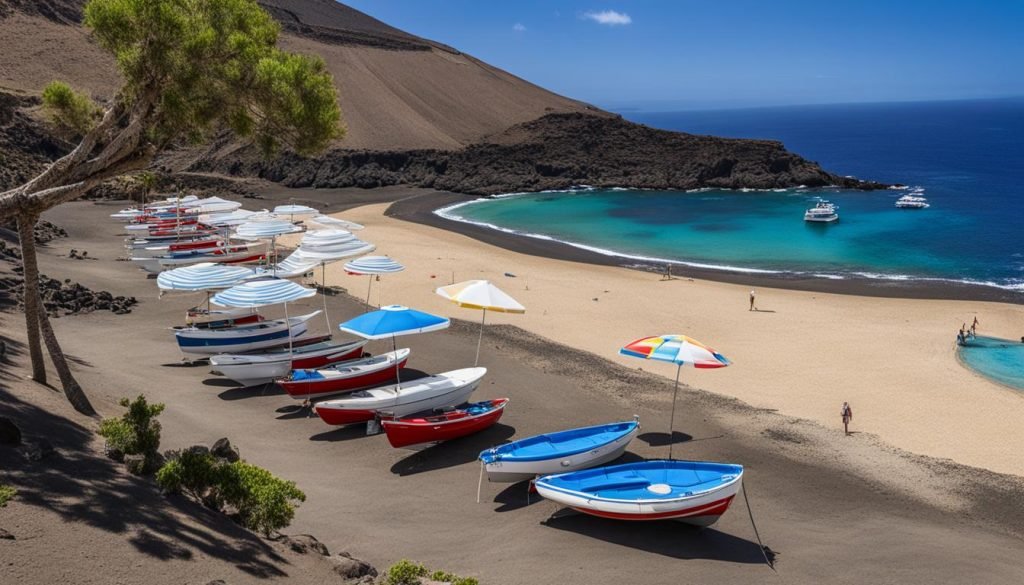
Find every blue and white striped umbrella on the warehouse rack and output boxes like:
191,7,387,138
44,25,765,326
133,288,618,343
310,215,364,231
235,219,302,240
157,262,256,292
211,278,316,308
344,256,405,275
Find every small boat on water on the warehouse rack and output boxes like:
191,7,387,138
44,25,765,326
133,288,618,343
804,200,839,223
479,420,640,483
314,367,486,426
382,398,510,448
534,460,744,526
209,338,368,387
279,349,411,401
174,311,319,356
895,193,930,209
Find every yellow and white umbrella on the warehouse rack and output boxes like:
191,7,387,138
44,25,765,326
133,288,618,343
436,280,525,366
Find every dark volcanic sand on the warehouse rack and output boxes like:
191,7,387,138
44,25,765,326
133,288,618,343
1,189,1022,584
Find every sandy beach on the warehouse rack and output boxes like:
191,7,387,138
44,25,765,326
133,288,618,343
3,191,1023,584
322,195,1024,477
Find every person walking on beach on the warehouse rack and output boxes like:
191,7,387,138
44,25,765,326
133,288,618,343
749,290,757,311
841,402,853,435
971,316,979,336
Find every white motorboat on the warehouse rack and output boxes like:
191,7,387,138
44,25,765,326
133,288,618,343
804,200,839,223
895,194,930,209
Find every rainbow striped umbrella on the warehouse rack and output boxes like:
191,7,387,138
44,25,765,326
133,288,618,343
619,334,730,458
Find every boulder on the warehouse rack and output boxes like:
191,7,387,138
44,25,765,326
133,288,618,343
103,441,125,462
211,437,240,463
22,439,55,462
124,454,147,475
0,417,21,445
278,533,329,556
328,552,377,580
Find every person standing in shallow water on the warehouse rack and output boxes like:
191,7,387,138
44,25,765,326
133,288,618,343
749,290,756,311
841,402,853,435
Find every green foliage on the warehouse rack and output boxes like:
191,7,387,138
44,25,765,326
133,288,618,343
41,81,100,135
98,395,165,466
224,461,306,537
156,453,305,537
0,484,16,507
81,0,342,155
386,561,479,585
386,560,427,585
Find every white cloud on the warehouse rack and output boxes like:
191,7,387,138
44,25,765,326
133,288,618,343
583,10,632,26
513,23,526,32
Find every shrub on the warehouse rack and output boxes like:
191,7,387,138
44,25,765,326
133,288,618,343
223,461,306,537
386,560,427,585
0,484,16,507
156,448,228,509
156,452,306,537
98,395,165,472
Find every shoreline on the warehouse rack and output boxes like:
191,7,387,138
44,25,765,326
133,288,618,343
387,191,1024,305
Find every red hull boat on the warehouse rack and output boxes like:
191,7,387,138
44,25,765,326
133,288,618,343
277,349,410,401
382,398,509,448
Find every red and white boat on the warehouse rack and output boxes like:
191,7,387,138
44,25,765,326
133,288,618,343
382,398,509,448
314,367,486,426
278,349,410,401
184,306,264,328
209,338,368,387
534,460,744,526
132,241,267,273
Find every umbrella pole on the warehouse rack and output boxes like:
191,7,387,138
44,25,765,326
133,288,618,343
271,235,277,277
321,262,330,331
365,275,373,311
285,301,293,355
475,308,487,367
393,334,401,391
668,363,681,460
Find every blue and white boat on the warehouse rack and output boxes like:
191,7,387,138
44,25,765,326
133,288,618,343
175,310,320,356
478,420,639,483
534,460,744,526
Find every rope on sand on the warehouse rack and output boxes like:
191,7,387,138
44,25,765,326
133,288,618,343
742,481,775,572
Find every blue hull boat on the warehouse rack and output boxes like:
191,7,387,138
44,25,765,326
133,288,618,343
479,420,639,483
535,460,743,526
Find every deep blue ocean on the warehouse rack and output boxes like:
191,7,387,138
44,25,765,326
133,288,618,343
439,99,1024,292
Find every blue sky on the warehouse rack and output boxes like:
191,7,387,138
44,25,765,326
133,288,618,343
343,0,1024,111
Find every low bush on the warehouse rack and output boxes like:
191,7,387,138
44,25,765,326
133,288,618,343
98,395,165,472
0,484,16,507
385,560,480,585
157,449,306,537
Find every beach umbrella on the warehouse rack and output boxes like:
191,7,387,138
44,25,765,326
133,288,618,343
344,256,405,310
212,279,317,354
235,219,303,275
157,262,256,292
436,280,525,366
619,335,730,459
310,215,364,231
338,305,449,388
273,204,318,222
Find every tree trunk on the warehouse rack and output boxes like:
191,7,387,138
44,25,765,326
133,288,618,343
38,300,95,416
16,212,96,416
16,213,46,383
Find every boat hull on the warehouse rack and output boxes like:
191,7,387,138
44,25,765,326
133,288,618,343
535,463,742,527
175,313,317,356
279,350,410,400
210,340,367,387
382,398,509,448
483,428,637,483
315,367,485,426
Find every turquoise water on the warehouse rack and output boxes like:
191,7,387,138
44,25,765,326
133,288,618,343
440,187,1016,288
958,336,1024,390
437,100,1024,292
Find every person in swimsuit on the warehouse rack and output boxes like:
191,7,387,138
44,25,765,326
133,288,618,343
841,402,853,435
